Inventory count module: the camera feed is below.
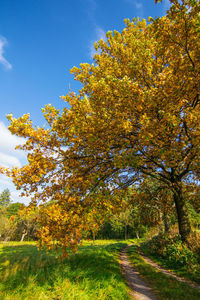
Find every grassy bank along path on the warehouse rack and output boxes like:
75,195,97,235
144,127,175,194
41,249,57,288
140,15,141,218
139,247,200,291
127,243,200,300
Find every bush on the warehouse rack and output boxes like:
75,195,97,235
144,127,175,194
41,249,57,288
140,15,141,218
145,233,171,257
187,232,200,256
146,233,199,268
164,240,197,266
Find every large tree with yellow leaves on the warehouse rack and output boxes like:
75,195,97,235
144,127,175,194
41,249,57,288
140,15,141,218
1,0,200,250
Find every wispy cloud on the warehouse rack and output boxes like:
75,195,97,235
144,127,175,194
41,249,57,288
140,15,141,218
0,121,25,159
0,152,21,168
0,175,13,188
95,27,106,41
83,0,106,59
10,190,31,205
0,36,12,70
0,120,30,204
90,26,106,59
0,120,26,175
84,0,97,23
163,0,171,10
124,0,144,18
155,0,170,14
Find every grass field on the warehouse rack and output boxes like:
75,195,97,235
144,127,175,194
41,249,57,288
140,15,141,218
0,240,131,300
1,239,199,300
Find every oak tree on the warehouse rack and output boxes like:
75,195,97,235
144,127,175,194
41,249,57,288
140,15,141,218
1,0,200,251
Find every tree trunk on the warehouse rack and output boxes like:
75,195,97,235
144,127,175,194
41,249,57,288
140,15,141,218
20,231,27,242
163,212,170,233
173,183,191,242
124,225,127,240
92,231,95,243
159,210,164,234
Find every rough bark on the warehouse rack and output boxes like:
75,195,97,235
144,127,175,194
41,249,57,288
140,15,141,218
173,183,191,242
163,212,170,233
124,225,127,240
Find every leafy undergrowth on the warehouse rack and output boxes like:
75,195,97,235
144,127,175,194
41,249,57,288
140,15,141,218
141,233,200,284
127,244,200,300
0,240,131,300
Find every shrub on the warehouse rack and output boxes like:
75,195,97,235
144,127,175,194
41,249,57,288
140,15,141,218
146,233,199,268
164,240,197,266
186,232,200,256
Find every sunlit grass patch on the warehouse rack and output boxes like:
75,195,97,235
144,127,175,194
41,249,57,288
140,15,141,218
0,240,131,300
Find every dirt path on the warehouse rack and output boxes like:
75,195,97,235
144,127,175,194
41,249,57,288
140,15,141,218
120,244,158,300
139,247,200,291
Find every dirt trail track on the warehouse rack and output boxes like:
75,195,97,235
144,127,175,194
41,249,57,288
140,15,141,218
120,244,158,300
120,243,200,299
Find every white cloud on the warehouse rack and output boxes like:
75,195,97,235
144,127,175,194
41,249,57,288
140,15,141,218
0,121,29,204
0,36,12,70
0,121,26,168
0,121,26,157
95,27,106,41
10,190,30,205
90,26,106,58
0,175,13,188
155,0,170,14
134,1,143,9
84,0,106,59
0,152,21,168
124,0,144,17
163,0,171,10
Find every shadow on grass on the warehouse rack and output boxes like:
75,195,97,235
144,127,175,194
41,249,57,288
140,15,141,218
0,242,127,293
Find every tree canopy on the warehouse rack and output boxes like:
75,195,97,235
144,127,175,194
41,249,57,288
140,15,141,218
0,189,11,207
1,0,200,252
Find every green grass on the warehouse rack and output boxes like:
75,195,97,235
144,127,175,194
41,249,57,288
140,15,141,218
141,242,200,285
0,240,131,300
127,243,200,300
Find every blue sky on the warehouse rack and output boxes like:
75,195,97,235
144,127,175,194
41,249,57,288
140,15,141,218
0,0,170,203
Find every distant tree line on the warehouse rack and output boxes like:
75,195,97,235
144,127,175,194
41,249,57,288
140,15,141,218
89,179,200,241
0,189,38,242
0,181,199,243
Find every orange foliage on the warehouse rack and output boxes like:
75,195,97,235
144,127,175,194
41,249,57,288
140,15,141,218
1,0,200,252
